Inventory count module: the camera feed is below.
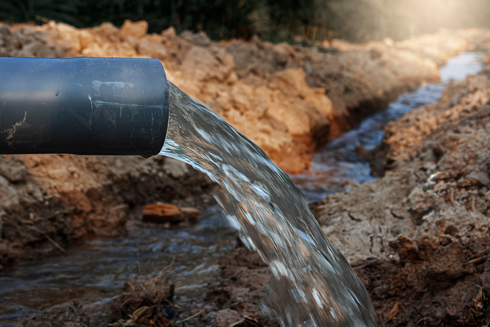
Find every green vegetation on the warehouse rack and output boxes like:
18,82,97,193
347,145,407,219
1,0,490,42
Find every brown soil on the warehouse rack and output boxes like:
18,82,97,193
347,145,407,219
307,52,490,325
0,155,213,269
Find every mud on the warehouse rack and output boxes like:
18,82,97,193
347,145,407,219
16,235,490,326
306,55,490,325
0,155,213,269
13,301,90,327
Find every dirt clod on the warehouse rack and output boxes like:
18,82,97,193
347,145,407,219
142,203,201,225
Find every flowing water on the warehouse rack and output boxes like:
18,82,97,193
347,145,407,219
160,82,377,327
293,52,485,202
0,51,484,327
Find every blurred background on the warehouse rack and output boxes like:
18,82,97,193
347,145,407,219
2,0,490,43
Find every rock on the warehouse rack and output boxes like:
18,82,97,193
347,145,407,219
142,203,183,224
120,20,148,39
465,171,490,187
142,204,201,224
424,241,465,290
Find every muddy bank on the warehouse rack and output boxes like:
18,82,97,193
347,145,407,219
0,155,213,269
18,236,490,326
306,60,490,324
310,63,490,262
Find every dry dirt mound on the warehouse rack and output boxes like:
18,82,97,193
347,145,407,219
1,21,485,172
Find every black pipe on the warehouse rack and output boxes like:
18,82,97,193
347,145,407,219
0,57,169,157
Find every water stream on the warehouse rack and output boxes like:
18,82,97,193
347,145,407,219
293,52,484,202
160,82,377,326
0,51,484,327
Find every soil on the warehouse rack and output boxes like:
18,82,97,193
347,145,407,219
0,155,214,269
3,19,490,327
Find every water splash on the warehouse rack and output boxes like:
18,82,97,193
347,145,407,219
160,82,377,327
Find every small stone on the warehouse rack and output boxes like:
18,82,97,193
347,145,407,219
430,171,452,181
0,158,27,183
465,172,490,187
396,235,419,263
142,203,183,224
457,177,481,188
